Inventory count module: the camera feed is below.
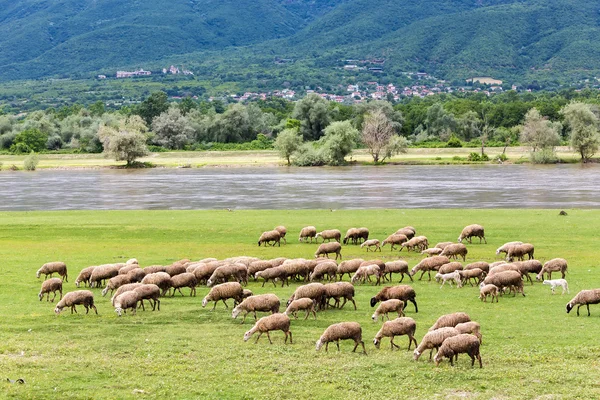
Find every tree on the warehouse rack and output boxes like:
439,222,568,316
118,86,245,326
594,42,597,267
178,97,197,116
292,94,331,141
319,120,359,165
89,101,106,117
151,108,194,149
424,103,456,141
561,102,600,163
361,110,407,163
354,100,403,133
99,118,149,166
274,128,303,166
457,111,481,141
137,91,169,126
520,108,561,152
11,128,48,153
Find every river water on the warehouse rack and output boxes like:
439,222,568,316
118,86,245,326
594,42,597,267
0,164,598,210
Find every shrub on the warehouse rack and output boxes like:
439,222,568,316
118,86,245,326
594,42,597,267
291,143,326,166
446,135,463,148
147,145,168,152
530,148,558,164
452,156,464,161
46,136,64,151
11,128,48,153
467,152,490,162
9,164,19,171
495,153,508,162
23,151,39,171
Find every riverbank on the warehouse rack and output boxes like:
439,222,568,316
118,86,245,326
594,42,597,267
0,146,584,170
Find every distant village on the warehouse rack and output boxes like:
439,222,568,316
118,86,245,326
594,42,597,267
97,65,194,79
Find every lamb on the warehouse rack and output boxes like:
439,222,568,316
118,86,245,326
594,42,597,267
434,271,462,288
479,283,499,303
324,282,356,310
284,298,317,320
258,230,281,247
370,285,418,313
38,278,63,302
170,272,198,296
421,248,443,257
458,268,485,286
111,283,144,306
383,260,412,283
299,226,317,243
274,225,287,244
255,266,288,287
495,241,523,257
357,227,370,243
373,317,417,351
438,262,463,275
433,334,482,368
429,312,471,331
413,327,460,361
114,291,140,316
316,322,366,354
243,313,292,344
89,264,121,288
315,229,342,243
566,289,600,316
343,228,361,245
454,321,483,343
75,266,96,287
396,227,416,239
141,272,173,296
36,262,68,282
337,259,364,280
465,261,490,274
361,239,381,252
537,258,568,281
315,242,342,260
543,279,569,295
288,283,326,310
134,284,161,311
506,243,535,261
458,224,486,244
381,234,408,251
310,261,338,282
101,274,132,297
410,256,451,281
202,282,245,311
351,264,381,285
483,270,525,297
232,294,281,323
371,299,405,321
54,290,97,315
439,243,468,261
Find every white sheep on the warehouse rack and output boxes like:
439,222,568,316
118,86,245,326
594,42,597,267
543,279,569,295
316,322,366,354
371,299,405,321
361,239,381,252
243,313,292,344
373,317,417,351
434,271,462,288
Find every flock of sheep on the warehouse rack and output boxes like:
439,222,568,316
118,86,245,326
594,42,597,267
35,223,600,368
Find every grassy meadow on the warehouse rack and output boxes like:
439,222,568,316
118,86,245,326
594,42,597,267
1,209,599,399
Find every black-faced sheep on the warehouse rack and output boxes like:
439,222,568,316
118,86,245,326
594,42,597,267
232,294,281,324
371,299,404,321
439,243,468,261
274,226,287,244
114,291,140,316
284,298,317,320
433,334,482,367
299,226,317,243
316,322,366,354
428,312,471,331
337,259,364,280
566,289,600,316
243,313,292,344
315,242,342,260
373,317,417,351
458,224,486,244
536,258,568,281
38,278,63,302
37,262,68,282
258,230,281,247
370,285,418,313
202,282,245,310
170,272,198,296
413,327,460,361
75,266,96,288
323,282,356,310
54,290,97,315
316,229,342,243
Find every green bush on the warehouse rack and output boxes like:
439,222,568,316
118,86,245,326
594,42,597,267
10,142,30,154
495,153,508,162
446,135,463,148
23,151,39,171
291,143,326,166
530,148,558,164
11,128,48,153
452,156,464,161
467,152,490,161
147,145,168,152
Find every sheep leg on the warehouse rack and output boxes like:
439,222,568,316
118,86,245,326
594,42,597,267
398,274,404,283
325,342,329,352
91,304,98,314
408,335,417,350
587,304,591,316
419,270,425,281
266,331,273,344
390,337,400,350
254,332,263,344
336,341,341,351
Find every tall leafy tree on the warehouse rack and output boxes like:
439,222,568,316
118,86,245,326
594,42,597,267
561,102,600,163
319,120,359,165
274,128,303,166
292,94,331,141
151,108,194,149
137,91,169,126
99,116,149,166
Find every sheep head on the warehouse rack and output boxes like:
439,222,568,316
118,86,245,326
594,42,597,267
201,297,209,307
370,297,379,307
315,339,324,351
232,306,242,319
54,306,63,315
36,269,42,279
373,338,381,349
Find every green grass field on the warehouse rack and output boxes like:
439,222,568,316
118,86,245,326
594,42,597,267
1,209,599,399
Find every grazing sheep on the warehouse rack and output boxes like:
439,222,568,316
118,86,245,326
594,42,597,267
382,234,409,251
75,266,96,288
488,263,521,278
413,327,460,361
54,290,97,315
310,261,338,282
207,264,247,287
126,268,146,283
566,289,600,316
324,282,357,310
337,259,364,280
343,228,361,245
433,334,482,368
283,259,313,282
537,258,568,281
439,243,468,261
243,313,292,344
370,285,418,313
37,262,68,282
284,298,317,320
543,279,569,295
111,283,144,306
38,278,63,302
315,242,342,260
134,284,161,311
506,243,535,262
258,230,281,247
288,283,326,310
479,283,499,303
435,242,454,250
483,270,525,297
371,299,405,321
114,291,140,316
513,260,542,284
170,272,198,296
143,265,167,275
316,229,342,243
102,275,131,297
410,256,451,281
373,317,417,351
248,260,275,278
89,264,121,288
202,282,245,311
383,260,412,283
454,321,482,343
256,266,289,287
316,322,366,354
489,260,507,268
232,294,281,323
118,264,139,275
274,226,287,244
193,262,220,285
141,272,173,296
361,239,381,252
357,227,370,243
299,226,318,243
465,261,490,274
458,268,485,286
495,241,523,257
401,236,428,252
434,271,462,288
396,227,415,239
458,224,486,244
429,312,471,331
351,264,381,285
165,263,188,277
421,248,443,257
438,262,463,275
